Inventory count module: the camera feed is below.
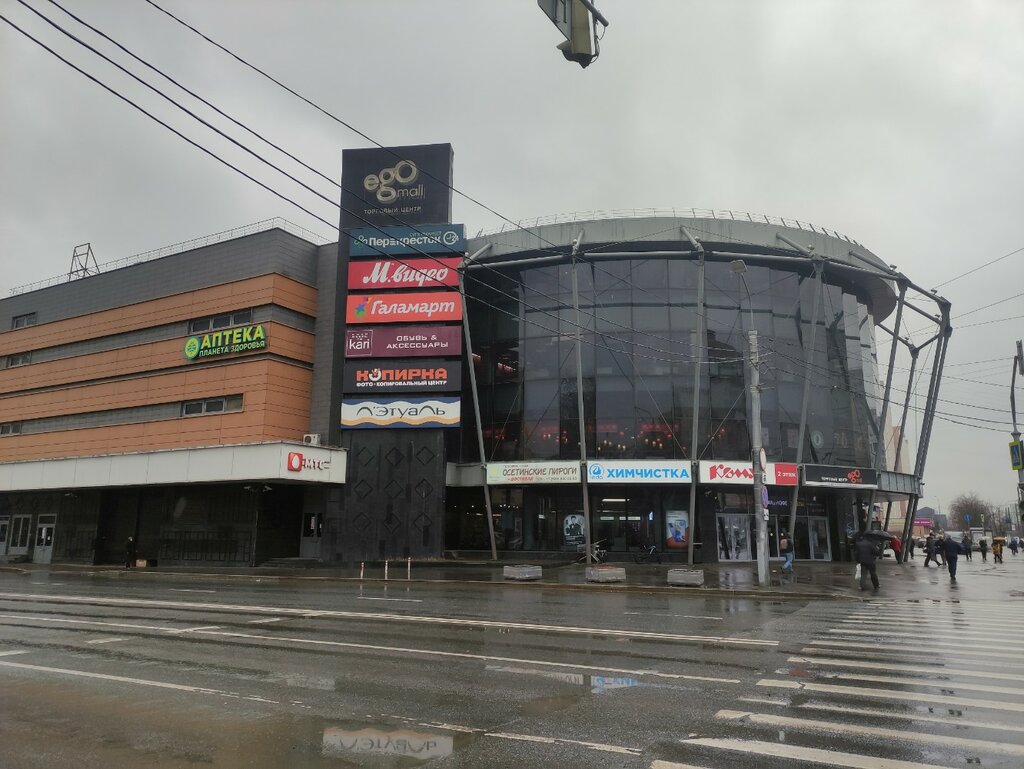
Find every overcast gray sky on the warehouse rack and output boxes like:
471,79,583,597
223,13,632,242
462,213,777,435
2,0,1022,517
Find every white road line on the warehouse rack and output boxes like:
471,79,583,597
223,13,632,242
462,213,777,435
165,625,222,634
485,732,640,756
715,710,1024,757
650,762,714,769
757,678,1024,713
247,618,285,624
623,612,723,621
0,650,29,657
798,646,1009,669
737,697,1024,735
0,592,775,647
845,613,1024,628
168,589,217,594
682,737,961,769
808,639,1021,662
788,655,1024,683
356,596,423,603
0,655,276,704
824,631,1020,652
813,671,1023,697
86,637,126,645
0,613,741,685
834,622,1022,641
30,582,64,586
0,613,175,633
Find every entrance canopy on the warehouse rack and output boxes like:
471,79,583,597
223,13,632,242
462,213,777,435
0,442,347,492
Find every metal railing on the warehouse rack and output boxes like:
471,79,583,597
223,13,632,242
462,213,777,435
10,218,334,296
474,208,862,247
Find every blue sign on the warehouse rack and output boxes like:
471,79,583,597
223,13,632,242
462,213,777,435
587,460,692,484
1011,440,1024,471
350,224,465,257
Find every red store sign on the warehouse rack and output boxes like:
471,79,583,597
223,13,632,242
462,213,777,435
348,257,461,290
346,292,462,325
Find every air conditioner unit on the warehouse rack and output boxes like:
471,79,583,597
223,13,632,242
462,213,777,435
302,433,321,446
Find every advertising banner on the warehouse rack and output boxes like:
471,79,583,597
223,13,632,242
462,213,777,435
562,513,586,549
343,359,461,393
767,462,799,486
345,325,462,358
340,397,460,429
803,464,879,489
349,224,465,257
699,461,755,484
184,324,267,360
664,511,689,550
348,257,462,291
486,461,581,485
340,143,454,228
346,292,462,325
587,460,691,484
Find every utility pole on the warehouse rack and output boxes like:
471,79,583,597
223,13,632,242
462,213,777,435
1011,340,1024,521
748,328,769,586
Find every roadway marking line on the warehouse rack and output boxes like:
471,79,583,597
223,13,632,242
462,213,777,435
485,732,640,755
0,659,229,696
798,646,1008,669
736,697,1024,735
681,737,961,769
757,678,1024,713
86,638,126,645
0,592,775,647
788,655,1024,683
714,710,1024,757
30,582,64,586
168,589,217,594
0,613,175,633
845,613,1024,627
812,671,1024,697
247,618,285,624
807,639,1021,661
0,613,741,685
623,612,723,621
650,762,714,769
165,625,223,634
834,623,1022,641
823,632,1019,653
0,650,29,657
418,722,481,734
356,596,423,603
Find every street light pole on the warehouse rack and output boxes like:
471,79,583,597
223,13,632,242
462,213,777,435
730,260,769,587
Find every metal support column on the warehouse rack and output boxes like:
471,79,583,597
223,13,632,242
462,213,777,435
569,231,594,563
683,227,705,567
459,247,498,560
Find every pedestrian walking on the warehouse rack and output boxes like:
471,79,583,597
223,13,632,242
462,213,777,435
780,533,795,573
923,533,938,567
961,533,973,561
906,536,915,560
979,539,988,562
935,531,946,566
939,534,966,583
992,539,1004,564
854,532,880,591
1010,537,1020,556
124,536,135,569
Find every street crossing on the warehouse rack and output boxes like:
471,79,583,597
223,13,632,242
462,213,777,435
657,595,1024,769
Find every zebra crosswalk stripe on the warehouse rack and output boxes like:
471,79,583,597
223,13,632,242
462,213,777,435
678,737,961,769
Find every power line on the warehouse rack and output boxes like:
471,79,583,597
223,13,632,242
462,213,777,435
934,244,1024,289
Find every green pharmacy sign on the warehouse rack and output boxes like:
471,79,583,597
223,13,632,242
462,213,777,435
184,324,267,360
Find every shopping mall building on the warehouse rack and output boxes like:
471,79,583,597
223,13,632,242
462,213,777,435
0,144,948,568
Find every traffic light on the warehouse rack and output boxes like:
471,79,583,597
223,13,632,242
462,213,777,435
557,0,595,68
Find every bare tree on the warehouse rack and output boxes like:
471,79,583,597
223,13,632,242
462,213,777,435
948,493,992,531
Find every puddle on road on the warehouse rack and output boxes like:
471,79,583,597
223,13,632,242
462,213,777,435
322,724,465,762
521,693,582,716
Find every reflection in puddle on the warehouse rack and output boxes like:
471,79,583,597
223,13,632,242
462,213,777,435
267,673,336,691
522,694,581,716
322,727,454,760
485,664,645,694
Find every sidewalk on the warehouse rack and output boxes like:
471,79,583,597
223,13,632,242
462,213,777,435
7,554,1021,601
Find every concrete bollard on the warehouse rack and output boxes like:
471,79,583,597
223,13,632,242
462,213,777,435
384,560,389,581
503,564,543,581
360,561,364,580
667,568,704,587
406,557,411,580
586,565,626,583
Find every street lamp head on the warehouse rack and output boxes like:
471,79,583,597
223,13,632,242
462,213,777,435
729,259,748,275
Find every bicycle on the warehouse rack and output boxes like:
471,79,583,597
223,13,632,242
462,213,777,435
633,544,661,564
577,540,608,563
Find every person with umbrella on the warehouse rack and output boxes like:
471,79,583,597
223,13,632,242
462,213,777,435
992,537,1005,564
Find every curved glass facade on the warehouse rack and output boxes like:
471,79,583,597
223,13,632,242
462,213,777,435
462,255,883,469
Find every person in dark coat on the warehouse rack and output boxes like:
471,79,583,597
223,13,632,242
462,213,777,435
124,536,135,569
978,539,988,562
854,533,880,591
940,534,966,582
961,534,973,561
923,533,938,567
906,536,915,560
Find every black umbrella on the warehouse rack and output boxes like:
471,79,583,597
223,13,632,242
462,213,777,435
860,530,895,543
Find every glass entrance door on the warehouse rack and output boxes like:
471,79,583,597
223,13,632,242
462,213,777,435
33,515,56,564
808,516,831,560
717,514,752,561
8,515,32,558
299,512,322,559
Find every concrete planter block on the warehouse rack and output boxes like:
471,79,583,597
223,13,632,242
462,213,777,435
667,568,704,586
586,565,626,583
503,564,542,581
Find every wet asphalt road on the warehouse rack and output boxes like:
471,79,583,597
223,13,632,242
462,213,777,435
1,562,1023,769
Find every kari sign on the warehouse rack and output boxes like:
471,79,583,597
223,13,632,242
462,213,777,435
587,461,691,484
341,397,460,429
699,461,755,484
346,292,462,324
803,464,879,489
349,224,465,257
343,359,461,393
347,257,461,290
345,326,462,358
486,462,581,485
